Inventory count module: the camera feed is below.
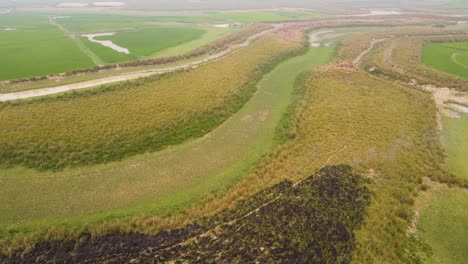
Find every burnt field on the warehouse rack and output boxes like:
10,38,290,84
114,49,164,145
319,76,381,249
1,165,370,263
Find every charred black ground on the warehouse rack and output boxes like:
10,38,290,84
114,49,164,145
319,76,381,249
1,165,370,263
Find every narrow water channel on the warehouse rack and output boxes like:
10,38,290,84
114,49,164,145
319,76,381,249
0,43,337,236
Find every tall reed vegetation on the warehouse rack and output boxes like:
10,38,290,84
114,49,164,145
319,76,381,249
0,35,303,170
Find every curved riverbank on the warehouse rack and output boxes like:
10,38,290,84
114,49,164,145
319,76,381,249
0,42,336,244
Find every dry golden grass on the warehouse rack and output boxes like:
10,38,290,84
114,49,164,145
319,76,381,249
0,36,301,170
339,26,468,91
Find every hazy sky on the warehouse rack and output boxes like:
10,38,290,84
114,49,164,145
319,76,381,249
0,0,462,11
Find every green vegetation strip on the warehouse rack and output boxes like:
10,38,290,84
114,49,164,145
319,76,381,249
418,185,468,264
442,114,468,180
0,43,336,242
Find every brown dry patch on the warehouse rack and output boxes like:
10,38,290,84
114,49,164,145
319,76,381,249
316,62,357,72
269,23,312,44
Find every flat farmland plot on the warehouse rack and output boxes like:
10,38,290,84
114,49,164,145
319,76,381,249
208,11,326,23
94,27,205,58
56,13,217,33
423,42,468,79
0,14,95,80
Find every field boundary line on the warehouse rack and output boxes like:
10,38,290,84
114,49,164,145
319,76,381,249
48,16,104,66
0,25,279,102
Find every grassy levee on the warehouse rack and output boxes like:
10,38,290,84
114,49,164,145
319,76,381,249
0,35,299,170
417,183,468,264
0,38,337,249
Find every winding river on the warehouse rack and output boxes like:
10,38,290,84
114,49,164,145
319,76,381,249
0,36,336,235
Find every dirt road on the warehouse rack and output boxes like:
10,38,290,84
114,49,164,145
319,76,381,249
0,26,279,102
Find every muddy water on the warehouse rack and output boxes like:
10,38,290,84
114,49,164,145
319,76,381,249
449,103,468,114
82,32,130,54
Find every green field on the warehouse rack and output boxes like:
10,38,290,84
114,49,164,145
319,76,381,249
423,42,468,79
82,38,136,63
418,186,468,264
415,108,468,264
154,25,236,57
0,14,95,80
208,11,326,22
0,10,329,81
0,12,236,80
55,13,217,33
94,27,205,58
443,114,468,180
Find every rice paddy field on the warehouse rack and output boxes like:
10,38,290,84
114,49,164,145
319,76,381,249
0,12,237,80
94,27,205,57
423,42,468,79
0,13,95,80
207,11,327,22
